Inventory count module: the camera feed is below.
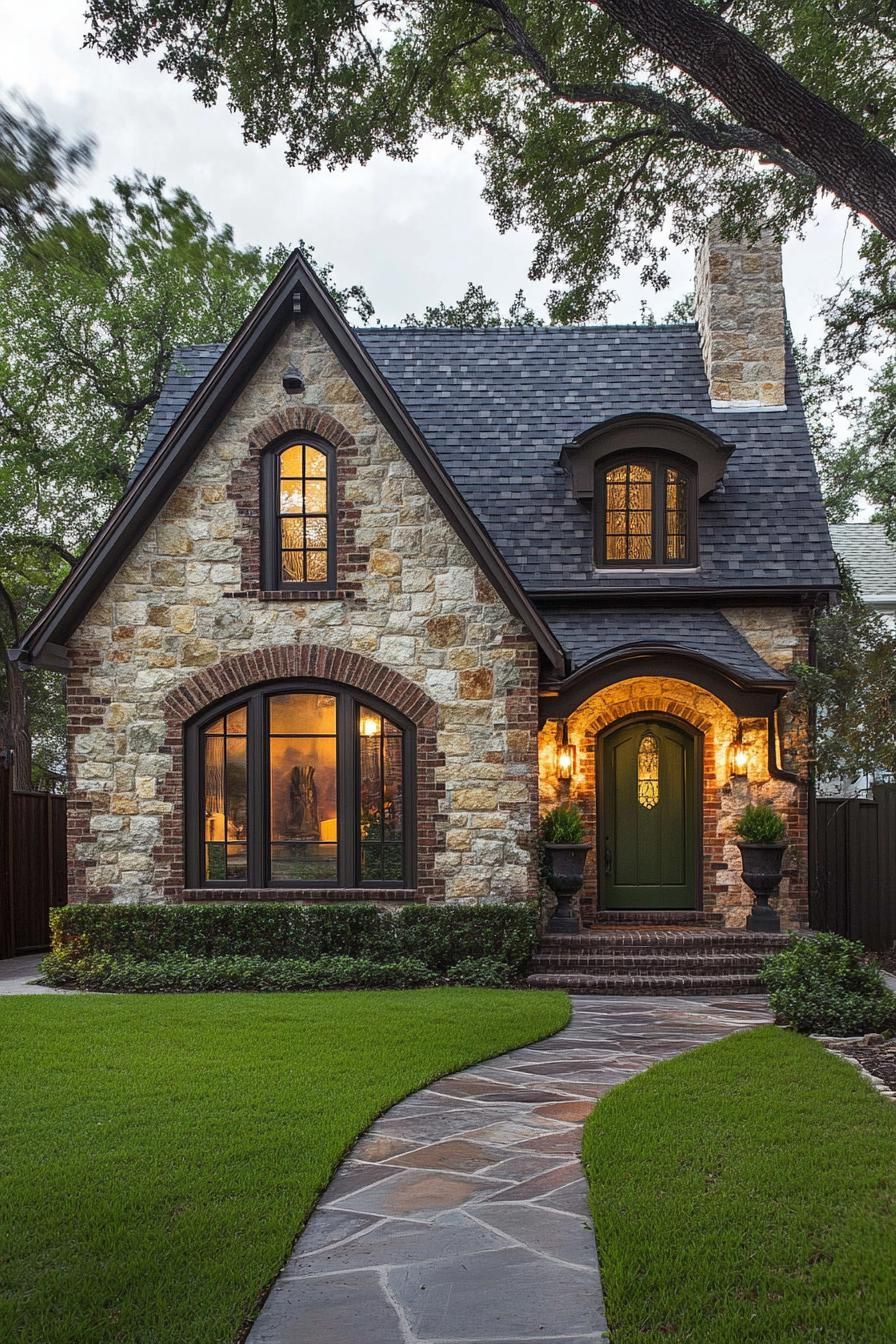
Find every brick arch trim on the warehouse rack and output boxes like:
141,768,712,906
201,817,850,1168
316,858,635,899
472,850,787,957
569,678,730,739
155,644,443,904
162,643,436,729
247,405,355,452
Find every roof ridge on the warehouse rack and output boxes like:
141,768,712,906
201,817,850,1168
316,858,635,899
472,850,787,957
356,322,698,333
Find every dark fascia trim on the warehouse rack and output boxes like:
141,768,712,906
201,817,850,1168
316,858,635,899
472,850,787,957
538,644,791,725
559,412,734,501
530,585,838,605
15,250,565,674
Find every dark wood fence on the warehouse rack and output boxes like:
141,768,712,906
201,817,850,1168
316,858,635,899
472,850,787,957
0,757,67,957
812,785,896,951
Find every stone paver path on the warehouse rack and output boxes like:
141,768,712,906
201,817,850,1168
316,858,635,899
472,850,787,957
0,953,68,994
249,993,771,1344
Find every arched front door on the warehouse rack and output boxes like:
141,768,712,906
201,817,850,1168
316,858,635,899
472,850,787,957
600,717,698,910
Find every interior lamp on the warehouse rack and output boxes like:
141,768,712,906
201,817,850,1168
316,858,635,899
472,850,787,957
557,723,576,781
359,711,380,738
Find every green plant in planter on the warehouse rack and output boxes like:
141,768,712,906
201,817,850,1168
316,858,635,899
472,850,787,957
734,803,787,843
541,802,586,844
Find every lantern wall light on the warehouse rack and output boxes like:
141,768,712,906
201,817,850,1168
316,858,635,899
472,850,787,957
557,722,576,781
729,725,749,778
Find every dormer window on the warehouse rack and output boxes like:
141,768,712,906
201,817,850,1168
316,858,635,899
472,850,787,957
598,456,695,568
262,435,335,590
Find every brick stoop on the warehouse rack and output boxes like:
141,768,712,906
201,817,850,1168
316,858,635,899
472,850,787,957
528,923,789,995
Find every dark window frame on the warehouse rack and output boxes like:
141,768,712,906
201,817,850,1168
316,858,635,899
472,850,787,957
261,432,337,591
595,451,697,569
185,679,416,890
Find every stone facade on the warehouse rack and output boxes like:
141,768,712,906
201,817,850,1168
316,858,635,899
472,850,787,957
539,605,811,929
66,316,540,905
695,217,787,408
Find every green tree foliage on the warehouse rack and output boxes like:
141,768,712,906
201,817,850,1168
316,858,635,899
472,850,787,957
791,565,896,786
403,282,540,327
0,93,93,242
84,0,896,317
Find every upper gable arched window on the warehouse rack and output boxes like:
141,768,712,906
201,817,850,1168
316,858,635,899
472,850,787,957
262,435,335,590
597,455,695,568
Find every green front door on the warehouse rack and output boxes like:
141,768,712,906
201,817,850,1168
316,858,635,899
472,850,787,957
601,718,697,910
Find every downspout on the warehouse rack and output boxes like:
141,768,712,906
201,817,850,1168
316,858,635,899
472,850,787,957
767,707,799,784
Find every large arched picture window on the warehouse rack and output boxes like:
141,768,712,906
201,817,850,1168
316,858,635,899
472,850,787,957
597,454,695,567
262,435,336,590
186,682,413,889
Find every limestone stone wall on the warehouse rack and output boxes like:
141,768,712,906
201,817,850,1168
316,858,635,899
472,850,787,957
65,316,540,905
539,606,811,929
695,217,787,408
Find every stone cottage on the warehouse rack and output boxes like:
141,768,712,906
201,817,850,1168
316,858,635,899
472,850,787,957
15,220,838,963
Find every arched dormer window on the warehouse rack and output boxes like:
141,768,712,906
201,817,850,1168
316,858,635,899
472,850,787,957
597,455,695,568
559,413,732,573
262,434,335,590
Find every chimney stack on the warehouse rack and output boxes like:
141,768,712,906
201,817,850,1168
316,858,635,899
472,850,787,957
695,217,786,410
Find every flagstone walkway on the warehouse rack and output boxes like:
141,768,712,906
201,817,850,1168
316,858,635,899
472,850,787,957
248,993,771,1344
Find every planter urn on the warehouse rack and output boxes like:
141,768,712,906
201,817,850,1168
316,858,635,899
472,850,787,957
737,840,787,933
544,842,591,934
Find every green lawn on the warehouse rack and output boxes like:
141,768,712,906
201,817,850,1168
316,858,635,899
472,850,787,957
583,1026,896,1344
0,988,568,1344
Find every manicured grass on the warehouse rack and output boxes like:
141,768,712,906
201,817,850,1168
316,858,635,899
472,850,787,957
583,1026,896,1344
0,988,568,1344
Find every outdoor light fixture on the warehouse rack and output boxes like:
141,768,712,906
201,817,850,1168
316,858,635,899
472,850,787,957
281,364,305,394
729,726,749,778
557,722,576,781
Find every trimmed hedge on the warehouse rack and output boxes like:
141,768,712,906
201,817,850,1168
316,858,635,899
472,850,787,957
46,901,540,987
42,952,439,993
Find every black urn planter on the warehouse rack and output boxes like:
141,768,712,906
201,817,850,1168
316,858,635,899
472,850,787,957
544,843,591,934
737,840,787,933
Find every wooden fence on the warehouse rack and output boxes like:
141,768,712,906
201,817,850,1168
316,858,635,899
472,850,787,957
812,785,896,951
0,757,67,957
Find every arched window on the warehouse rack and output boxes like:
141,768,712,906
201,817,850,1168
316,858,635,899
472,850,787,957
186,682,413,889
597,455,695,568
262,436,335,590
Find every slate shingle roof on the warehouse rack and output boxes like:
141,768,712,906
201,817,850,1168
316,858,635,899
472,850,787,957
829,523,896,598
133,324,838,597
537,606,790,683
132,343,228,479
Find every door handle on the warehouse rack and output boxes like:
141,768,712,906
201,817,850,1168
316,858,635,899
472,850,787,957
604,840,612,875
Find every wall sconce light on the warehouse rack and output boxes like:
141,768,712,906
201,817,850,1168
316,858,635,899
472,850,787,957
359,710,380,738
729,726,749,778
281,365,305,394
557,722,576,781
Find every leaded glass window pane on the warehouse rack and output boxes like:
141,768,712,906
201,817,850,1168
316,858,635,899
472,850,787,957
604,463,654,562
665,468,689,562
637,733,660,810
359,709,405,882
276,441,330,586
203,708,248,880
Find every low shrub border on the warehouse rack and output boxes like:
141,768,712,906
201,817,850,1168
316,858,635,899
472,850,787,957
760,932,896,1036
44,902,540,990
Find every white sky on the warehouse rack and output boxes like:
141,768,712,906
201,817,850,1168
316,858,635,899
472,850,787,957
0,0,865,341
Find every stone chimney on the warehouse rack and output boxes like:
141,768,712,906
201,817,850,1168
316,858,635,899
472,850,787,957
695,217,787,410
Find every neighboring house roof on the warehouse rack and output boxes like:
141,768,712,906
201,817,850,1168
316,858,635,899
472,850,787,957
14,252,564,673
133,325,839,595
829,522,896,601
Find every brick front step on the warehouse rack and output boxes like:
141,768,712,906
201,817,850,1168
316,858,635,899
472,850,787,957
526,971,764,996
591,910,725,926
531,952,769,976
539,930,790,951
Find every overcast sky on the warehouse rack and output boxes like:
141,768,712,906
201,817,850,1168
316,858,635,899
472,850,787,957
1,1,865,342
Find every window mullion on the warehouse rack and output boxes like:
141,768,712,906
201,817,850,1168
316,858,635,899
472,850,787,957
248,693,266,889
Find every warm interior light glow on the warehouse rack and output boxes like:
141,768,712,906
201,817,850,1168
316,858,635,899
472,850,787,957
733,747,749,773
359,711,380,737
557,745,575,779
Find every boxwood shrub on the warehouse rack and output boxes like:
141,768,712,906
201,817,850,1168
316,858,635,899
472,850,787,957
43,951,439,993
45,900,540,988
759,932,896,1036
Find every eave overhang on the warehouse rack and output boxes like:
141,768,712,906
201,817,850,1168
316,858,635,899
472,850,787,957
538,642,793,726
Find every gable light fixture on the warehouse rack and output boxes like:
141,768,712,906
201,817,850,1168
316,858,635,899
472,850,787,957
557,721,576,781
282,365,305,394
